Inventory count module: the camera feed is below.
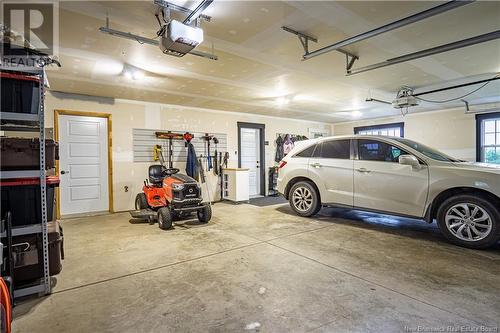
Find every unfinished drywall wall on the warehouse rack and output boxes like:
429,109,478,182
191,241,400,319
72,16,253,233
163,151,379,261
332,108,479,161
45,92,331,212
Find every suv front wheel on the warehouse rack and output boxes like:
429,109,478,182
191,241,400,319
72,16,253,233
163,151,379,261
436,194,500,249
289,181,321,217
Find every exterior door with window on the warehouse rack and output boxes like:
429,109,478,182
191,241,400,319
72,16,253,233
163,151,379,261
353,139,428,217
308,139,354,206
240,127,261,196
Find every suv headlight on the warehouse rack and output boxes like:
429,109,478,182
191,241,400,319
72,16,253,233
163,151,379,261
173,183,185,190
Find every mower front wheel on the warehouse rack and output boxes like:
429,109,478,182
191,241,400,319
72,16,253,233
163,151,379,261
158,207,173,230
135,193,148,210
197,204,212,223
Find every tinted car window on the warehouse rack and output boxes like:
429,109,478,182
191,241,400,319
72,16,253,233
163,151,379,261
358,139,408,162
320,140,350,159
295,144,317,158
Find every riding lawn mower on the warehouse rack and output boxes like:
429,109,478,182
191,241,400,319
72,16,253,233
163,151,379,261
129,133,211,229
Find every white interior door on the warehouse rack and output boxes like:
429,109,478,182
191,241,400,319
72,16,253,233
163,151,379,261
240,127,260,196
58,114,109,215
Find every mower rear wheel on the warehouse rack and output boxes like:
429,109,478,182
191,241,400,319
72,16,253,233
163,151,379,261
158,207,173,230
135,193,148,210
197,204,212,223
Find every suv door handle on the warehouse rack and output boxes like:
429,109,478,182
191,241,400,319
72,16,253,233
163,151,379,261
356,168,371,173
311,163,322,168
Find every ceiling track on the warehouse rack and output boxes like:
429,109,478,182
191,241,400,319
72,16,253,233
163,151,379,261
153,0,211,22
303,0,475,61
183,0,213,25
347,30,500,76
414,75,500,97
281,26,359,72
99,26,218,60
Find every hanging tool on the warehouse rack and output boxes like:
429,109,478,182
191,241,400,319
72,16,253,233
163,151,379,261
155,131,184,169
201,133,214,171
213,137,219,175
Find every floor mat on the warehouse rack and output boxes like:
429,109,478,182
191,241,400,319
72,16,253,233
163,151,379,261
248,196,287,207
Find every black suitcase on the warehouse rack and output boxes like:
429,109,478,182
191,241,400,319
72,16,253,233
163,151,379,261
8,221,64,284
0,176,59,227
0,138,58,170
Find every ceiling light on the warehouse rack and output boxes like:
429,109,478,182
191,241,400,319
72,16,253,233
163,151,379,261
351,111,362,118
132,70,145,80
122,65,145,81
276,97,289,106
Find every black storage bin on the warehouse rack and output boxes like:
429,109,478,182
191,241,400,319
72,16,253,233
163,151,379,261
0,138,58,170
0,177,58,227
0,71,40,115
5,221,64,284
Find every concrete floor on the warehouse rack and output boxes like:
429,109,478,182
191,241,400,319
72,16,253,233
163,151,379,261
13,202,500,333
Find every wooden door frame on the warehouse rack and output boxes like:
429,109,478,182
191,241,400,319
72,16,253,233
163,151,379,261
237,122,266,196
54,109,113,218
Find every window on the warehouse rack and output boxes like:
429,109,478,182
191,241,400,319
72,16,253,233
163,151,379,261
476,112,500,164
358,139,408,163
319,140,350,159
295,144,317,158
354,122,404,137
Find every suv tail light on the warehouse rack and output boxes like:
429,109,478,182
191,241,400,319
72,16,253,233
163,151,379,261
278,160,287,169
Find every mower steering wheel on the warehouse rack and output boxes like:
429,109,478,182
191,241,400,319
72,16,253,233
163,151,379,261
164,168,180,176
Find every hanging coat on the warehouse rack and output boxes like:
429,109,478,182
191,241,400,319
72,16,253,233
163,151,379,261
275,135,284,163
186,142,198,180
283,134,295,155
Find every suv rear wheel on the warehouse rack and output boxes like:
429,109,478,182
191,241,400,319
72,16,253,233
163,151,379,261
289,181,321,217
436,194,500,249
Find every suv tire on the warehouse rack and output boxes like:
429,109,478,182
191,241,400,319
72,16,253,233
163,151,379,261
436,194,500,249
289,181,321,217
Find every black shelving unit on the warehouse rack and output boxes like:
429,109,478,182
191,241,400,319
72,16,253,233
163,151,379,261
1,65,52,298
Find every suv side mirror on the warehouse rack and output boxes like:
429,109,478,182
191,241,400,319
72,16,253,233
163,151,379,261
399,155,421,169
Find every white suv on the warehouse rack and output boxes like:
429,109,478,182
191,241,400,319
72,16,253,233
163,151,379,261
277,135,500,249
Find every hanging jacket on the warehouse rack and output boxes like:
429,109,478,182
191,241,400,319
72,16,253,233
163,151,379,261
275,135,284,163
186,143,198,180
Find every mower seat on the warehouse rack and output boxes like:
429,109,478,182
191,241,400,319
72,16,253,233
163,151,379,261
149,165,166,185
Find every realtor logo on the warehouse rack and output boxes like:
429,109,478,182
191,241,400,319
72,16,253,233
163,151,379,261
1,1,59,68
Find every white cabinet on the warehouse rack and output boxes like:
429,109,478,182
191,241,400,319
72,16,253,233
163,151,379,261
222,168,249,202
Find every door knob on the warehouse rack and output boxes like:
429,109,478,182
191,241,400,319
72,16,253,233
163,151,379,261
61,170,69,175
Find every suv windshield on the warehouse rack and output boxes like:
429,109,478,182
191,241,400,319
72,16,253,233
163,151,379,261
392,137,460,162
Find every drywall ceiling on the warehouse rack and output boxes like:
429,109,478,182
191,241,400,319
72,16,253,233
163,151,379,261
43,0,500,122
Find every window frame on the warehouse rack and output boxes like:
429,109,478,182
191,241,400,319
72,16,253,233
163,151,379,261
475,112,500,163
354,122,405,137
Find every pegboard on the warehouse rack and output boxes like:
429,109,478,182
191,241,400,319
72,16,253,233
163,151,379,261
133,128,228,163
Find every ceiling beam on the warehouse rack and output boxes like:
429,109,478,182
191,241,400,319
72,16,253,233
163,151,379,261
303,0,475,60
347,30,500,76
